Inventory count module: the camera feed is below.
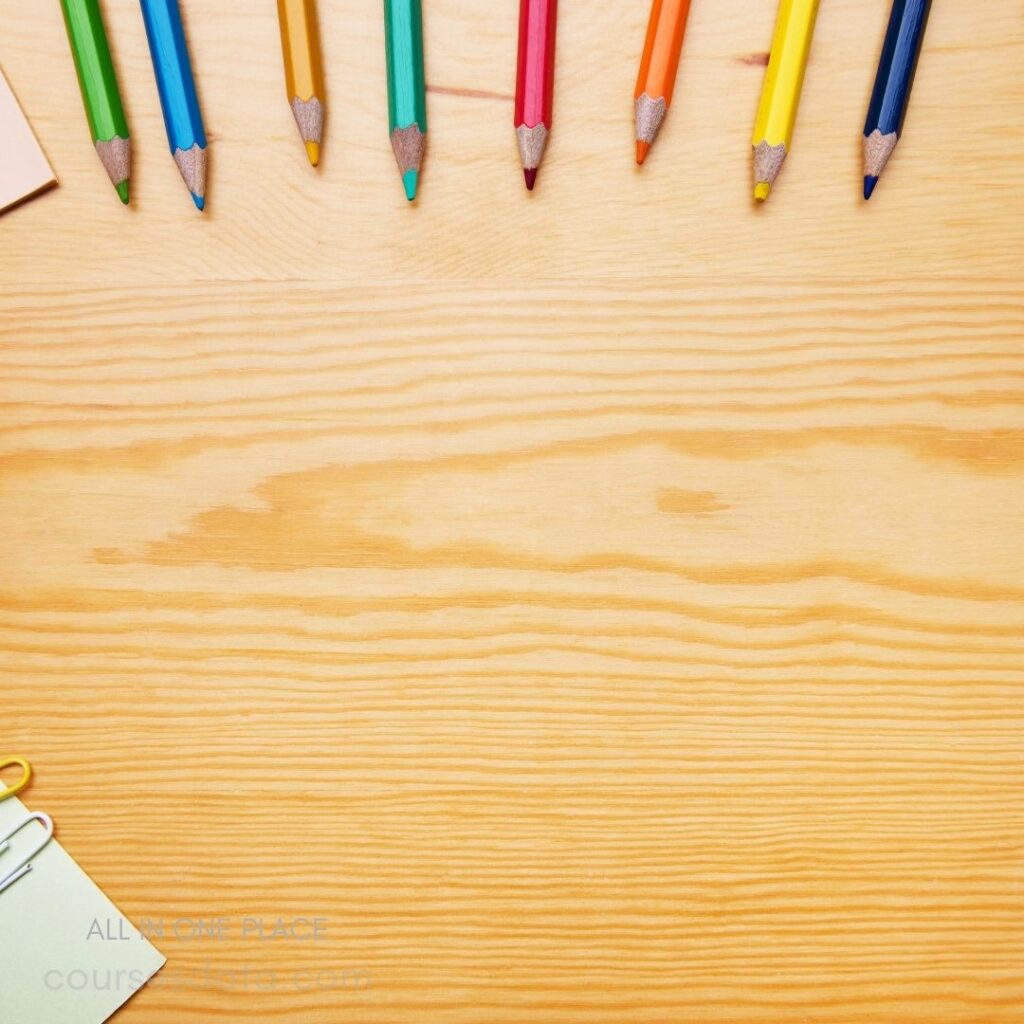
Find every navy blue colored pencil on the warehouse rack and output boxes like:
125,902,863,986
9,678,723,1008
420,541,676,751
862,0,932,199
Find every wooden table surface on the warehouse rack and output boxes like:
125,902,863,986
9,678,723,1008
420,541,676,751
2,0,1023,1020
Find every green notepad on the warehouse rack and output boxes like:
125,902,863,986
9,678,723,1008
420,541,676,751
0,793,165,1023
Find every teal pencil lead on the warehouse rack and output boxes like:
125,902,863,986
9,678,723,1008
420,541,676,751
191,192,205,211
402,168,418,202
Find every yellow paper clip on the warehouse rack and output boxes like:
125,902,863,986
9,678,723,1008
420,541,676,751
0,757,31,802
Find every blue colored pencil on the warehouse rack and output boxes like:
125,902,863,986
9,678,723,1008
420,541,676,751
862,0,931,200
140,0,207,210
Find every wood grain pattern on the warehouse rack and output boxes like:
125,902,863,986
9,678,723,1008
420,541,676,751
1,0,1023,1021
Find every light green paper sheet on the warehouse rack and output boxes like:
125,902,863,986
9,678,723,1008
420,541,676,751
0,792,165,1024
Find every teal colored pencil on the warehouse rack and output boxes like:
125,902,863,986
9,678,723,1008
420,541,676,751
383,0,427,201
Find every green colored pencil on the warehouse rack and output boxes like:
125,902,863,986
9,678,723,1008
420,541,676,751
59,0,131,204
383,0,427,201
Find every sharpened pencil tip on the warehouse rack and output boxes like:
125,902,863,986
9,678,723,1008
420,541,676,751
175,145,207,208
635,140,649,165
754,182,771,202
523,167,537,191
116,180,130,205
863,175,878,200
305,141,321,167
402,169,418,201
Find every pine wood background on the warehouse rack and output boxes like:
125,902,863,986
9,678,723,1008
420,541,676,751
2,0,1023,1020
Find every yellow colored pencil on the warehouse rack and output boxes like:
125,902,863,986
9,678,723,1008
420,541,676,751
751,0,819,201
277,0,325,166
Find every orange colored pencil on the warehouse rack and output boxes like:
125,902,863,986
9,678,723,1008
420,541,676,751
633,0,694,164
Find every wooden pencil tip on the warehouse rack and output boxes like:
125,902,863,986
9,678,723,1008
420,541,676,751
292,97,324,169
391,125,425,199
516,125,547,187
752,141,786,199
174,144,207,208
96,138,131,199
863,130,897,187
634,95,666,159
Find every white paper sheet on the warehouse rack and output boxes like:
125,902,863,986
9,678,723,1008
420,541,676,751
0,793,165,1024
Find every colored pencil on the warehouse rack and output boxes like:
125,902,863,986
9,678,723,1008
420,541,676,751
514,0,558,190
633,0,694,165
751,0,819,201
383,0,427,202
276,0,325,167
59,0,131,204
139,0,207,210
862,0,932,199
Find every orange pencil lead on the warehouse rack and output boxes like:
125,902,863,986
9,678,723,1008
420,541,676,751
635,140,650,165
